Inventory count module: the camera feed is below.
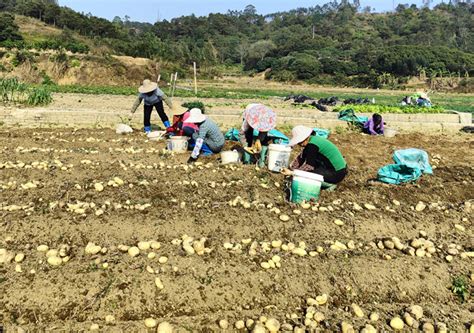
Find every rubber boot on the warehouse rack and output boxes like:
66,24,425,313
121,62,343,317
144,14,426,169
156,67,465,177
322,181,337,192
163,120,171,129
144,126,152,134
258,146,268,168
243,151,252,164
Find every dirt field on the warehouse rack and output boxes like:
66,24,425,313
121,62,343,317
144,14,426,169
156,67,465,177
0,128,473,332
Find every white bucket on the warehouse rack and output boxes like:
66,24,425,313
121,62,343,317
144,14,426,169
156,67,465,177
291,170,324,203
267,144,291,172
221,150,240,165
384,128,397,138
166,136,188,153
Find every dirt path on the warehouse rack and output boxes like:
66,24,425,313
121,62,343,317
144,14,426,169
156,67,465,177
0,129,473,332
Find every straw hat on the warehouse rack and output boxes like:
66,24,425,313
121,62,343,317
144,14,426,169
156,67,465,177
172,105,188,116
184,108,206,123
138,79,158,94
289,125,313,147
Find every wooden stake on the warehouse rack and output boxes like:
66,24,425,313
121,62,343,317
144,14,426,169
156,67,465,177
171,72,178,98
193,62,198,95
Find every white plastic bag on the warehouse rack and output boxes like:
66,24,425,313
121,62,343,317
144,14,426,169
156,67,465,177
116,123,133,134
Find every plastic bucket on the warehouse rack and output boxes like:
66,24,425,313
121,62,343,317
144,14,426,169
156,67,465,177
384,128,397,138
166,136,188,153
221,151,240,165
267,144,291,172
290,170,324,203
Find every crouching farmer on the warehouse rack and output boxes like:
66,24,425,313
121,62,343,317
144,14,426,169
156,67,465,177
184,108,225,163
129,79,173,133
282,125,348,187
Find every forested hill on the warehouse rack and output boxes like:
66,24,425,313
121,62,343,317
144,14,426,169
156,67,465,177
0,0,473,88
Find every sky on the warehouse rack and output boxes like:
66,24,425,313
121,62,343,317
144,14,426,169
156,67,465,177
59,0,444,23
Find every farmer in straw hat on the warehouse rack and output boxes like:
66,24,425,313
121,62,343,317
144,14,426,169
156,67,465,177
240,103,277,167
184,108,225,163
129,79,173,133
166,104,199,137
282,125,348,185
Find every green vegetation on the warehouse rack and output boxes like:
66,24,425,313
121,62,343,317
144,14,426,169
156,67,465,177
0,1,473,89
182,101,205,112
451,275,470,302
0,77,52,106
46,83,472,113
334,104,446,114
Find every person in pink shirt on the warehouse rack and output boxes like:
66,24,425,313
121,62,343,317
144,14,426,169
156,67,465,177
167,107,199,137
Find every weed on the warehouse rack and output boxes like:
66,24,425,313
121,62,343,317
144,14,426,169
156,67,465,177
334,125,347,135
451,275,469,302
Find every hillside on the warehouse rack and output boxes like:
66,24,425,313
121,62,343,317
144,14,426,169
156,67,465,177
0,1,473,91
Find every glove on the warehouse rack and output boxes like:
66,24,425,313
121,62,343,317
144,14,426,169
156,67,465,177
254,139,262,153
166,127,175,134
187,156,198,164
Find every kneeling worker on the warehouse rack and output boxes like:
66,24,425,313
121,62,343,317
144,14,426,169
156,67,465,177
184,108,225,163
282,126,348,185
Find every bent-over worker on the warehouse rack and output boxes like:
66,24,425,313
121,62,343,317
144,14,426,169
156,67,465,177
129,79,173,133
282,125,348,185
184,108,225,163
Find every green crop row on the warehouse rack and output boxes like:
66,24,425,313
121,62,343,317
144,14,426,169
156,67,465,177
0,78,52,106
334,104,446,114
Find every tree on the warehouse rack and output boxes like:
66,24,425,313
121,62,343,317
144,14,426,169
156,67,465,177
0,12,23,42
247,40,276,61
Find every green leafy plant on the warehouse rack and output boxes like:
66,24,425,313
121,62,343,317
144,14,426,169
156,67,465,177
26,87,53,106
0,77,53,106
451,275,469,302
181,101,205,112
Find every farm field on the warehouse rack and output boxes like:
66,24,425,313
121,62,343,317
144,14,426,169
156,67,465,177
0,128,472,332
48,76,474,113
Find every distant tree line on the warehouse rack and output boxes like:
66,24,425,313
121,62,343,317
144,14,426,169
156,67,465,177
0,0,473,87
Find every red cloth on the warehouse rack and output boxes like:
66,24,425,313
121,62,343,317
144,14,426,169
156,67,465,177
169,112,198,135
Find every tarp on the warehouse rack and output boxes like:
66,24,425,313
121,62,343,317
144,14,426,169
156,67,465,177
377,148,432,185
338,109,369,127
224,127,329,144
225,128,289,144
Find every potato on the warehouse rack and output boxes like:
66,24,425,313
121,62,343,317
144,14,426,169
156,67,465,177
279,214,290,222
265,318,280,332
128,246,140,257
252,324,266,333
47,256,62,266
316,294,328,305
235,320,245,329
105,315,115,325
14,253,25,263
157,321,174,333
46,249,59,258
94,183,104,192
334,219,344,226
144,318,157,328
408,305,423,320
351,303,364,318
155,277,164,289
138,241,151,251
85,243,102,255
219,319,229,329
292,248,307,257
37,245,49,252
390,317,404,330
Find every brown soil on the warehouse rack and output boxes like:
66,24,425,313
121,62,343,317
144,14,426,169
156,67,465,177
0,129,473,332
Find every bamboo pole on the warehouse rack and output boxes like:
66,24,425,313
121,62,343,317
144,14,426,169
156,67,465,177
193,62,198,95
